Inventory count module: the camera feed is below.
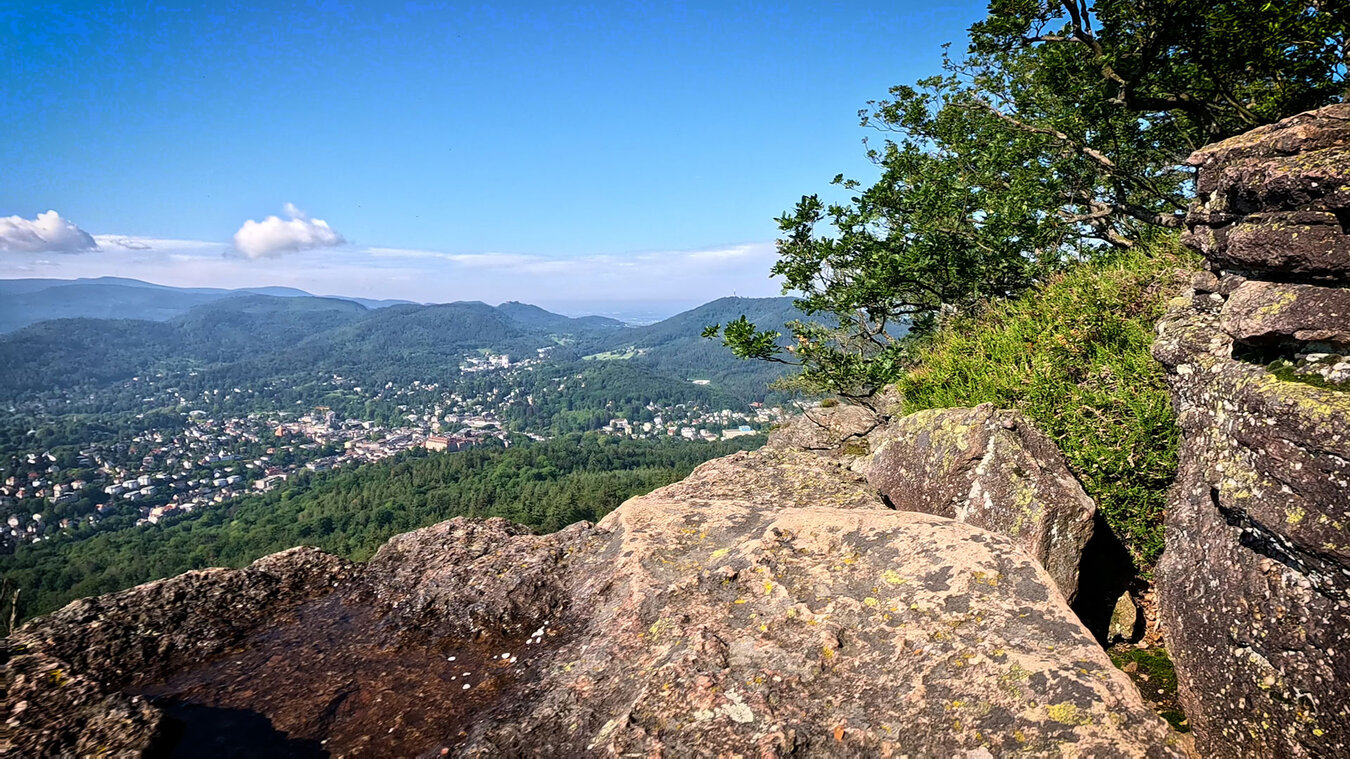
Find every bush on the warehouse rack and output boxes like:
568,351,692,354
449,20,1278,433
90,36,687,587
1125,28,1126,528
897,236,1198,567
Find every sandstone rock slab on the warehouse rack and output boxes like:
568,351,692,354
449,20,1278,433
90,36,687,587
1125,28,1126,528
858,404,1097,603
6,450,1181,757
1153,308,1350,757
1188,103,1350,196
1156,100,1350,758
1215,211,1350,277
764,403,881,459
1220,279,1350,348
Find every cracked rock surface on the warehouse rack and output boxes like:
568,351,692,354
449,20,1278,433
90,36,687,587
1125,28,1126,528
856,404,1098,604
1154,103,1350,758
5,437,1181,757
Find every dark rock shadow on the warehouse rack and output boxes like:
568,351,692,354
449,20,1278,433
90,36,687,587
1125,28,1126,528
147,701,328,759
1071,513,1136,644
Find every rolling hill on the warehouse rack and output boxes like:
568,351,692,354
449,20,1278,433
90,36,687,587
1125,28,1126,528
0,291,810,400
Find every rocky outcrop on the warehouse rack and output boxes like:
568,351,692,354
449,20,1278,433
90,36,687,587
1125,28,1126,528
855,404,1098,604
6,442,1184,757
762,403,881,459
1154,103,1350,758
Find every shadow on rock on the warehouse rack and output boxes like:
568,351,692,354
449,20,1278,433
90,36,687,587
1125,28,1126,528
150,702,328,759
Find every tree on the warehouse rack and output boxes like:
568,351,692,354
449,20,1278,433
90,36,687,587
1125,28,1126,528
708,0,1346,400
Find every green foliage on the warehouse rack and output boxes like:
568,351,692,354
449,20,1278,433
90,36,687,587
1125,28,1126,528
898,238,1198,566
1264,358,1350,394
1,434,762,624
1109,646,1189,732
712,0,1344,399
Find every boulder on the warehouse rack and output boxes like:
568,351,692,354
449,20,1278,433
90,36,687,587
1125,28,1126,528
1107,593,1139,645
857,404,1097,603
6,448,1183,757
1220,279,1350,348
1214,211,1350,277
764,402,882,459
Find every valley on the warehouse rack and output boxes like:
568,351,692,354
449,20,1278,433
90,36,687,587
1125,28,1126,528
0,281,807,620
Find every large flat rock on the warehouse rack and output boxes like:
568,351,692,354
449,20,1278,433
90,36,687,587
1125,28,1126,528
5,449,1181,757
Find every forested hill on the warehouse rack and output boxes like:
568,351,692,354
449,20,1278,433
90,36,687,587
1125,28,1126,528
0,288,804,405
576,296,810,398
0,277,403,334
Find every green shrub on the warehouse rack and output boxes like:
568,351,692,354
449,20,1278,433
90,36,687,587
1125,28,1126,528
898,237,1199,567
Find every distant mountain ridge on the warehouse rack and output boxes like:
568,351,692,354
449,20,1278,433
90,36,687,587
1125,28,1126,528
0,277,413,334
0,285,806,400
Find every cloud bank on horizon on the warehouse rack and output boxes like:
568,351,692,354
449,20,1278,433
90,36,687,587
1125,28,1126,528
0,206,782,306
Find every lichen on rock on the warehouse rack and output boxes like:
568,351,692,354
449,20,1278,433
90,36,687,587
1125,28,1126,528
855,403,1099,605
1155,102,1350,759
4,424,1183,757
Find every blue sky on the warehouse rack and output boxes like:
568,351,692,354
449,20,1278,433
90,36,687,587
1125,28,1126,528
1,0,984,310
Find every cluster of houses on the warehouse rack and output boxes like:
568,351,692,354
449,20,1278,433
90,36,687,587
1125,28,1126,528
3,346,790,551
597,404,786,441
0,407,513,549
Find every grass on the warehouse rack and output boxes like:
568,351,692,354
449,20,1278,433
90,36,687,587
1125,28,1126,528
897,236,1199,568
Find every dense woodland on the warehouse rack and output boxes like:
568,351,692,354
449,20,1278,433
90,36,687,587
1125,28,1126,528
0,287,801,403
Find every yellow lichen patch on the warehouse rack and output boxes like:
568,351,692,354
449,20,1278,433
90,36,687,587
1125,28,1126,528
881,569,906,586
1287,506,1306,525
1045,702,1093,726
1254,288,1298,317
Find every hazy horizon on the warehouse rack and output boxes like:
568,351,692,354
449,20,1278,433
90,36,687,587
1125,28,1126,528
0,272,789,323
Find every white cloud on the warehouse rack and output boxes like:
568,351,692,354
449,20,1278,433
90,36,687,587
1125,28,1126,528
92,235,223,253
367,248,548,269
233,204,345,259
0,210,98,253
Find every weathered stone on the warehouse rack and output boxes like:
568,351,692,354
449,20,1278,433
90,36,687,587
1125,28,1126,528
857,404,1097,603
1107,592,1139,645
4,546,356,756
633,447,888,511
6,448,1183,757
1190,270,1220,294
1187,103,1350,195
1220,279,1350,348
1216,211,1350,277
2,654,167,757
1216,273,1249,296
1155,257,1350,757
764,402,881,459
1206,145,1350,215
